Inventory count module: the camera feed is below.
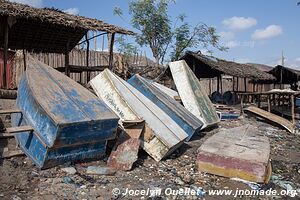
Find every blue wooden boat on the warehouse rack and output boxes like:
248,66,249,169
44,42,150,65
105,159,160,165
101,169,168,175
11,57,119,169
127,74,203,141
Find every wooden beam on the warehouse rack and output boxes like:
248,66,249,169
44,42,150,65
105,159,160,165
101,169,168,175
65,40,70,77
1,150,24,159
291,94,295,125
0,109,21,114
0,89,17,99
6,126,33,134
3,20,9,89
244,78,247,92
55,65,108,73
86,33,90,82
108,33,115,70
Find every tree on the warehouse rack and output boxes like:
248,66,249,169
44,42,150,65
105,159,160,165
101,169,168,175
114,0,226,65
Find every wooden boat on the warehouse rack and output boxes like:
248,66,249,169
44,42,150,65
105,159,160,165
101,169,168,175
151,82,179,99
169,60,219,129
90,69,188,161
127,74,203,141
197,125,272,183
11,57,119,169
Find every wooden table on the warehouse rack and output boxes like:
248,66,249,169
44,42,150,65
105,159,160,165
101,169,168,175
237,90,300,125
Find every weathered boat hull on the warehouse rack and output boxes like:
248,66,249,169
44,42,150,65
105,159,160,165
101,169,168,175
128,75,203,141
90,69,188,161
152,82,179,99
216,111,240,121
197,125,271,183
169,60,219,129
12,57,119,168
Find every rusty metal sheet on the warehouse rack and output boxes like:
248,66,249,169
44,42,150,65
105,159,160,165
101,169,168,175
169,60,220,129
244,106,295,134
90,69,188,161
107,138,140,171
197,125,271,183
0,50,16,89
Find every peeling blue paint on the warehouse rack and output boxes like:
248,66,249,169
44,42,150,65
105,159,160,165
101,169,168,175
127,75,203,141
12,58,119,169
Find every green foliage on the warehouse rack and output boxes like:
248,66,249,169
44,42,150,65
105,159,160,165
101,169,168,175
116,36,138,64
114,0,226,64
129,0,172,64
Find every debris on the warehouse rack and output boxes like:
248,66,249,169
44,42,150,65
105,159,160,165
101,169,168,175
90,69,188,162
62,176,75,185
197,125,272,183
230,177,261,190
12,195,22,200
169,60,219,129
271,174,296,191
11,57,119,169
244,106,295,134
61,167,77,175
86,166,116,175
107,138,140,171
128,74,203,141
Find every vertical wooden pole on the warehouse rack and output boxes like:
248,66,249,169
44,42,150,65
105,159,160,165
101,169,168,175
23,49,26,71
108,33,115,70
209,78,211,95
65,40,70,77
291,94,295,125
244,78,247,92
267,95,271,112
217,75,220,93
220,75,223,94
236,77,239,91
3,20,9,89
232,76,235,92
85,33,90,83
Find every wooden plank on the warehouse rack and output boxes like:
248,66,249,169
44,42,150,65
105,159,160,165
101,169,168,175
244,106,295,134
1,150,24,159
0,109,21,114
6,126,33,133
0,89,17,99
0,132,15,138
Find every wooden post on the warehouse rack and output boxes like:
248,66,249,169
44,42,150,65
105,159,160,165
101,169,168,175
240,94,244,115
244,78,247,92
209,78,211,95
220,75,223,94
23,49,26,71
108,33,115,70
3,20,9,89
65,40,70,77
85,33,90,82
217,75,220,93
232,76,235,92
267,95,271,112
236,77,239,91
291,94,295,125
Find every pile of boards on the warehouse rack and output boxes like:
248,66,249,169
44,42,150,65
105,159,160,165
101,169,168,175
3,58,271,184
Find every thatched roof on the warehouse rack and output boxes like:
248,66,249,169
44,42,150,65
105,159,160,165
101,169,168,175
245,63,273,72
268,65,300,84
181,51,275,81
0,0,133,53
0,0,134,34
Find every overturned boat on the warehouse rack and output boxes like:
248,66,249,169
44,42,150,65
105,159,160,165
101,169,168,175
128,74,203,141
197,125,272,183
11,57,119,169
90,69,188,161
169,60,219,129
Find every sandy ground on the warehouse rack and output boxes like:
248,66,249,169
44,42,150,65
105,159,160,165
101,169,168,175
0,103,300,199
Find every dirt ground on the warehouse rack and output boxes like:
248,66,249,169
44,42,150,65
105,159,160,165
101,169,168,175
0,103,300,199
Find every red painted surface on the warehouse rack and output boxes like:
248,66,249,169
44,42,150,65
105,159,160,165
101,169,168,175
107,138,140,171
197,151,268,178
0,50,16,89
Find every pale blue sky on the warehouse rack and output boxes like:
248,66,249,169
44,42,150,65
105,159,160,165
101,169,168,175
10,0,300,68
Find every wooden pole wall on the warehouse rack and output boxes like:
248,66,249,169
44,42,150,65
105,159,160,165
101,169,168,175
3,20,9,89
